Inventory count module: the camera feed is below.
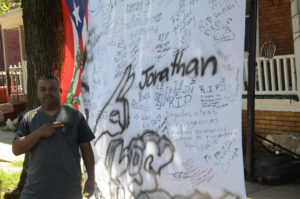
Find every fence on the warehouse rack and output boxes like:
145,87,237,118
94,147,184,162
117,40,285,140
243,55,297,95
0,61,27,104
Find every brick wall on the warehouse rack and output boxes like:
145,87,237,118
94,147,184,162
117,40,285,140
243,110,300,135
259,0,294,55
242,110,300,150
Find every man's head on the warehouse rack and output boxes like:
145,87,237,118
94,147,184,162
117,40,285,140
37,75,61,110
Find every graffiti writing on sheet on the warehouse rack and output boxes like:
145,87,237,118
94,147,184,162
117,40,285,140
85,0,246,198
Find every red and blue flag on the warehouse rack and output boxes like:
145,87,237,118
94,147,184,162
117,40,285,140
60,0,88,109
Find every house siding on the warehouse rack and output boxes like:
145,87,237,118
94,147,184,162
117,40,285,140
242,109,300,151
242,110,300,147
259,0,294,55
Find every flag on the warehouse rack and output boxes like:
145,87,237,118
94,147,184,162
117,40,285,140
60,0,88,109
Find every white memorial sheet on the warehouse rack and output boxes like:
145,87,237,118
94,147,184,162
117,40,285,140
83,0,246,198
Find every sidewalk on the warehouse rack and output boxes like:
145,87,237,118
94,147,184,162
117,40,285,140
1,130,300,198
0,130,24,168
246,179,300,199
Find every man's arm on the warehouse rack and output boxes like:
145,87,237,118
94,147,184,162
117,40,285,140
12,122,63,155
80,142,95,198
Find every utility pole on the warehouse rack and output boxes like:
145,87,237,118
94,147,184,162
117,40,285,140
291,0,300,96
246,0,257,179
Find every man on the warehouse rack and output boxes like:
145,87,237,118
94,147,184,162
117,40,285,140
12,75,95,199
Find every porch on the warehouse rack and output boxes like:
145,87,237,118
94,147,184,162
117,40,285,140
0,61,27,123
241,54,300,157
243,54,297,97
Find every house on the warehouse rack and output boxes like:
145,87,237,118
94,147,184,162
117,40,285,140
0,8,25,69
242,0,300,151
0,8,27,122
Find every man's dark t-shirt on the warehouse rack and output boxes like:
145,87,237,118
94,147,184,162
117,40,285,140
15,105,95,199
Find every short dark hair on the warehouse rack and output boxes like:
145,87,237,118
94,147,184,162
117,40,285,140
39,75,59,84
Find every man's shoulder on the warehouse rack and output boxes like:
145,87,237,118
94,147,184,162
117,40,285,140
61,105,83,118
23,107,41,120
62,105,79,113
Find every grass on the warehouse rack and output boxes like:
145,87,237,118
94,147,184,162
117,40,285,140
8,160,24,168
0,160,23,198
0,160,87,198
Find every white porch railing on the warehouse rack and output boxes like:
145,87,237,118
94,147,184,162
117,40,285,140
7,61,27,95
243,55,297,95
0,61,27,104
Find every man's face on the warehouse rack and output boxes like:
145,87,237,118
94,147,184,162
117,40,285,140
37,79,61,110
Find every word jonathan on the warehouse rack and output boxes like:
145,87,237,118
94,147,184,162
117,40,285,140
139,49,218,90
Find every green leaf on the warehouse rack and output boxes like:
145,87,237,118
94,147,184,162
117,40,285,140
0,0,21,14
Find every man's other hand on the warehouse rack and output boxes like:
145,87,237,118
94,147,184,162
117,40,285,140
83,178,95,198
38,122,63,138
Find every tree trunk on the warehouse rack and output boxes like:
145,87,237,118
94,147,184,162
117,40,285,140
4,1,64,198
22,0,64,109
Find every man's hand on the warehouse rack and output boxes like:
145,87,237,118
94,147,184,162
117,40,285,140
12,122,63,155
83,178,95,198
38,122,64,138
80,142,95,198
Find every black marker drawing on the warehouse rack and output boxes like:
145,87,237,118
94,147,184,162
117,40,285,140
91,54,240,199
93,64,135,141
81,81,90,120
139,50,218,90
103,131,175,199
